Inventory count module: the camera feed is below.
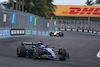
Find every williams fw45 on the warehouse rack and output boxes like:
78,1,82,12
17,41,69,61
50,31,64,37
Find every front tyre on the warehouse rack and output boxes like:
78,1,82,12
59,32,64,37
32,48,37,59
32,48,41,59
58,48,68,61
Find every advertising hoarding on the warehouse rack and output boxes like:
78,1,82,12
54,5,100,17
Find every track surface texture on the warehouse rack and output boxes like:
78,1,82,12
0,31,100,67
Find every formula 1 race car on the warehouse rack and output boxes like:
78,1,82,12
50,31,64,37
17,41,69,61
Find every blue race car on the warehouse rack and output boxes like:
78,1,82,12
17,41,69,61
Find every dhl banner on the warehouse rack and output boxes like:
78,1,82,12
54,5,100,17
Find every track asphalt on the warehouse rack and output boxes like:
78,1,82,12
0,31,100,67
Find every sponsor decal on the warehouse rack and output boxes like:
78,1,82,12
25,29,32,35
54,5,100,17
45,48,56,58
11,13,16,24
0,29,11,37
34,17,37,26
46,31,49,36
3,14,7,22
32,29,37,36
29,16,33,22
47,22,49,27
63,8,100,15
42,31,46,36
38,31,41,36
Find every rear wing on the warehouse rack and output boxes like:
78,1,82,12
21,42,33,46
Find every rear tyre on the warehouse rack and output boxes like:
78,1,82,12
61,33,64,37
58,48,68,61
17,46,26,57
32,48,41,59
59,32,64,37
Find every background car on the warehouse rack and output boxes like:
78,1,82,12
50,31,64,37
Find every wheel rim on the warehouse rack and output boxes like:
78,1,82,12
33,48,36,59
17,47,20,57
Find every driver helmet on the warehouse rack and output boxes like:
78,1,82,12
38,41,43,44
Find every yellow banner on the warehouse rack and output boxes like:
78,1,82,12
54,5,100,17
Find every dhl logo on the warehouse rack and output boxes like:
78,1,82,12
62,7,100,15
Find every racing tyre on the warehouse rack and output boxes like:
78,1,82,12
59,32,64,37
17,46,26,57
50,32,54,36
58,48,67,61
32,48,41,59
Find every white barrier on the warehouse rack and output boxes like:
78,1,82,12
93,31,97,34
89,30,93,33
78,29,83,32
98,32,100,34
66,29,71,31
72,29,77,31
84,30,88,33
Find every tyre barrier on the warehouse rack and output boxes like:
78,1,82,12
89,30,93,33
0,28,100,37
59,28,100,35
0,28,54,37
72,29,78,32
98,31,100,34
11,29,25,35
78,29,83,32
84,29,89,33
